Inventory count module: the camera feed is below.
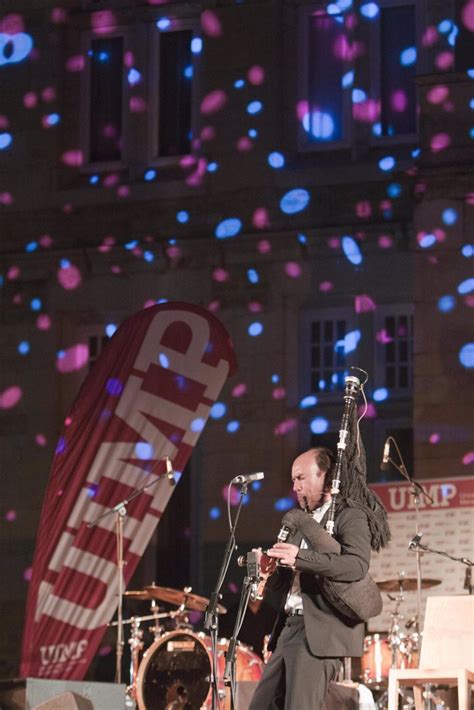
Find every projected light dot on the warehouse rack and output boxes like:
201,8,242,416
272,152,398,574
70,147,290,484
45,113,60,126
303,111,335,140
227,420,240,433
89,175,99,185
360,2,379,18
207,162,218,172
23,567,32,582
106,378,123,396
275,497,295,512
438,295,456,312
144,169,156,181
285,261,302,278
37,314,51,330
105,323,117,337
462,244,474,257
418,233,436,248
191,418,205,432
300,395,317,409
177,210,189,223
0,133,13,150
135,442,154,459
30,298,42,311
210,402,226,419
247,101,263,115
458,278,474,295
232,383,247,397
156,18,171,30
342,236,362,265
298,233,307,244
268,152,285,168
247,128,258,139
442,208,458,225
5,510,17,522
339,330,361,354
248,321,263,336
234,79,245,89
379,156,395,171
310,417,328,434
0,386,22,409
400,47,417,66
18,341,30,355
127,68,141,85
247,268,259,284
215,218,242,239
191,37,203,54
387,183,402,198
209,507,221,520
35,434,47,446
352,89,367,104
184,65,193,79
459,343,474,368
373,387,388,402
26,241,38,252
280,188,310,214
159,352,170,368
342,71,354,88
438,19,452,33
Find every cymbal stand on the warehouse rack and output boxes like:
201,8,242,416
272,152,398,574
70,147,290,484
127,617,144,699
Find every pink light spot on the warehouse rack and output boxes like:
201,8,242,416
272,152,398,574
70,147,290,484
180,155,197,169
0,192,13,205
66,55,85,72
223,485,241,506
143,299,156,308
98,645,113,657
237,136,253,152
91,10,117,34
58,264,82,290
23,92,38,108
272,387,286,400
356,201,372,218
35,433,47,446
124,51,134,68
42,87,56,102
355,294,376,313
23,567,32,582
462,451,474,465
200,125,216,141
201,10,222,37
296,100,309,122
247,65,265,85
430,132,451,153
319,281,333,292
274,418,297,436
228,582,239,594
39,234,53,248
13,293,23,305
232,383,247,397
111,265,122,274
5,510,17,522
7,265,20,280
378,235,393,249
0,116,9,129
186,158,207,187
200,90,228,116
252,207,270,229
429,433,440,444
62,149,84,167
117,185,130,198
391,90,408,113
98,235,116,252
435,51,454,71
166,246,182,259
0,14,24,33
376,329,393,345
422,26,438,47
360,403,377,418
248,301,262,313
207,299,221,313
130,97,147,113
103,173,119,188
51,8,68,23
465,295,474,308
56,344,89,373
258,239,271,254
212,267,229,283
284,261,302,278
461,0,474,31
352,99,380,123
379,199,391,211
426,85,449,104
0,386,22,410
63,203,74,214
36,314,52,331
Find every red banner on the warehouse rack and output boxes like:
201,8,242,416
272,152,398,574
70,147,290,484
370,476,474,513
20,302,236,679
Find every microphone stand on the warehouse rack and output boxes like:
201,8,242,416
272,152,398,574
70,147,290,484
204,481,248,710
409,539,473,594
223,570,256,709
87,464,172,684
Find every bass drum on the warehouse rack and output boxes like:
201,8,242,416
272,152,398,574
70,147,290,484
136,630,263,710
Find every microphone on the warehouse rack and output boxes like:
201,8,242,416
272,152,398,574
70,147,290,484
380,439,391,471
232,471,264,485
165,456,177,486
408,533,423,550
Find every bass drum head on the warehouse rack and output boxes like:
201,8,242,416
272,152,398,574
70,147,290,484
136,631,211,710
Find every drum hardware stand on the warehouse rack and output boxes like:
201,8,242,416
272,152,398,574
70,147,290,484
205,479,249,710
87,457,173,685
127,617,144,700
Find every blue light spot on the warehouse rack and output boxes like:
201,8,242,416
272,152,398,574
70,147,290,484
210,402,226,419
159,352,170,368
373,387,388,402
215,218,242,239
400,47,417,66
352,88,367,104
191,418,205,432
468,69,474,79
98,51,109,62
438,19,452,34
227,420,240,433
387,183,402,198
0,132,13,150
191,37,203,54
271,374,280,383
30,298,42,311
438,295,456,313
448,26,458,47
209,506,221,520
360,2,379,18
461,244,473,257
106,378,123,396
458,278,474,295
57,350,65,359
248,128,258,138
379,156,395,171
459,343,474,368
248,321,263,337
46,113,60,126
18,341,30,355
127,68,141,85
372,122,382,136
300,395,318,409
0,32,34,66
412,148,421,158
86,484,98,498
177,210,189,223
419,233,436,248
268,152,285,168
274,497,295,512
25,241,38,253
184,65,193,79
144,169,156,181
310,417,328,434
135,442,154,459
251,480,262,491
280,188,310,215
105,323,117,337
89,175,99,185
144,250,154,262
337,329,361,354
156,18,171,30
342,70,354,88
303,111,335,140
60,258,70,268
55,437,66,454
342,236,363,265
234,79,245,88
247,268,259,284
125,240,138,250
207,162,218,172
298,233,307,244
442,208,458,225
247,101,263,115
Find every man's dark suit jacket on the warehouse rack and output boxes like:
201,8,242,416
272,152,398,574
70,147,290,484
267,502,371,658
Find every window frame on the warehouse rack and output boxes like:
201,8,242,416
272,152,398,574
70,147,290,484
373,303,414,396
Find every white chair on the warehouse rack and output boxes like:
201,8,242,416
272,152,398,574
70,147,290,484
388,595,474,710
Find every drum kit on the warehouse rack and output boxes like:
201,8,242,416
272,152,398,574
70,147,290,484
109,583,264,710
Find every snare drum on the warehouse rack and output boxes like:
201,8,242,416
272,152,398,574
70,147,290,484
136,630,263,709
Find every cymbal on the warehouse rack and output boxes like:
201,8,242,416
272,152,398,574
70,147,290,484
124,585,227,614
376,577,441,592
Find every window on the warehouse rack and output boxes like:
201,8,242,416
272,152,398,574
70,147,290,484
375,306,414,392
88,36,124,163
88,333,110,370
